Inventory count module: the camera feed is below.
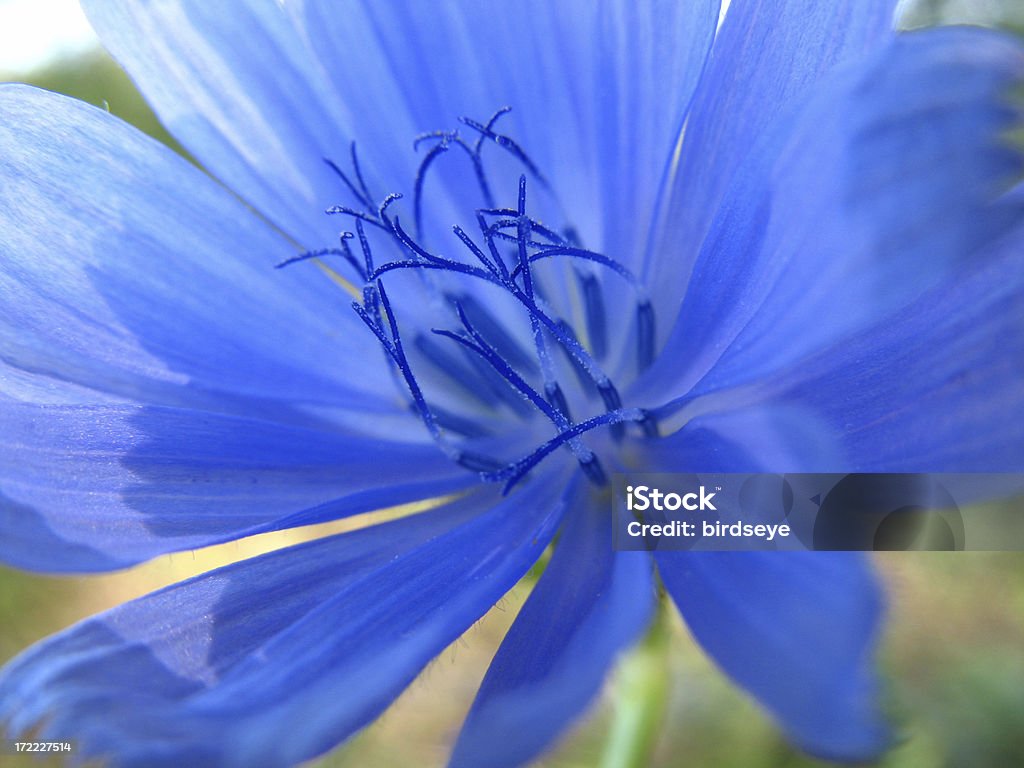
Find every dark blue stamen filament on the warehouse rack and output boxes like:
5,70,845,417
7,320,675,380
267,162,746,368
273,236,365,280
484,409,645,493
512,177,567,421
636,299,657,374
460,114,549,189
432,303,605,486
413,132,495,233
352,281,502,473
292,112,663,490
578,270,607,360
364,178,635,483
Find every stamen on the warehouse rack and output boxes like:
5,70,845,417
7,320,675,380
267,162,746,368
555,318,598,395
637,299,656,373
433,302,601,478
512,175,567,420
352,286,436,440
312,114,664,493
412,134,451,237
325,204,388,232
460,113,549,189
473,106,512,155
349,142,375,210
578,270,607,359
355,219,376,277
452,293,537,375
371,256,498,284
480,212,566,247
274,238,365,280
367,192,625,427
427,402,493,439
453,224,502,277
378,193,403,231
484,408,645,493
352,282,501,471
414,331,533,417
545,381,572,421
415,131,495,211
324,157,374,213
476,212,511,277
509,245,641,288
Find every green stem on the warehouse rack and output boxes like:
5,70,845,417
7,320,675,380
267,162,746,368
600,599,672,768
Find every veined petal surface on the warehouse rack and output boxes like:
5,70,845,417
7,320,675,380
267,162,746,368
656,552,888,762
83,0,720,276
0,85,388,413
718,225,1024,471
635,27,1024,408
0,403,471,572
642,0,898,325
0,474,568,767
450,483,654,768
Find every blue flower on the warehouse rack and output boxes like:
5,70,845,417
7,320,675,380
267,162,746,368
1,1,1022,766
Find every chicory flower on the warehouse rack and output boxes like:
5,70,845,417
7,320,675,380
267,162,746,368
1,1,1022,766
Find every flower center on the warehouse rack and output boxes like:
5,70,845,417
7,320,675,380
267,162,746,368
282,110,659,492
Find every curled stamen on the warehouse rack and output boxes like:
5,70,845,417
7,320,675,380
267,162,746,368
637,300,657,373
313,118,662,492
510,246,643,292
325,204,388,231
378,193,403,230
391,216,455,265
480,211,566,246
473,106,512,155
349,142,374,209
370,257,498,284
324,157,373,213
413,135,451,238
415,130,495,212
274,237,365,280
460,113,549,188
368,190,625,418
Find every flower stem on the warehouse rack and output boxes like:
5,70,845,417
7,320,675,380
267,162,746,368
600,599,672,768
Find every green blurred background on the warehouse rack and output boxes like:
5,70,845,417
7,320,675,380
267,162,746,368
1,0,1023,766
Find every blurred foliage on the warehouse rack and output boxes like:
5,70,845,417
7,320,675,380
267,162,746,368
8,47,189,160
901,0,1024,33
2,3,1024,767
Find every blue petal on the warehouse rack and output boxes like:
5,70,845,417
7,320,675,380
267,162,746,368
0,403,472,572
0,474,568,767
0,85,389,413
637,402,845,473
636,401,888,759
656,552,888,761
641,0,897,324
85,0,720,271
306,0,719,267
725,225,1024,471
450,482,654,768
635,27,1024,408
80,0,357,247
